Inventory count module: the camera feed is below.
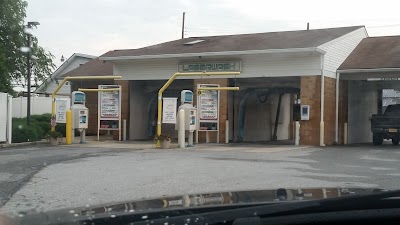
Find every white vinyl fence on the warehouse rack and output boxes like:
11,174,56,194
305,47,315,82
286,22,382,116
12,96,53,118
0,92,12,143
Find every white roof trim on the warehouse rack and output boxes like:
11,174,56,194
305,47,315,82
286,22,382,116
338,68,400,73
36,53,96,92
100,47,326,61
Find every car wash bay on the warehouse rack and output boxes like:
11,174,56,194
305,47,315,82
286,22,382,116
339,73,400,144
128,77,301,144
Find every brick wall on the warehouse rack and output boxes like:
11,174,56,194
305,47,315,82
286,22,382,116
71,80,113,135
324,77,336,145
71,79,128,138
300,76,321,145
193,78,228,143
112,80,129,140
300,76,336,146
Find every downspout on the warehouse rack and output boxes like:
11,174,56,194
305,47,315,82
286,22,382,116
320,54,326,147
335,72,340,144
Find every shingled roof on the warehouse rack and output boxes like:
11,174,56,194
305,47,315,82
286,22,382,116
101,26,364,59
62,57,113,77
339,36,400,71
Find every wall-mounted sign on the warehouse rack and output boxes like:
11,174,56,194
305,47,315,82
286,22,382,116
55,98,70,123
178,61,241,72
162,98,177,124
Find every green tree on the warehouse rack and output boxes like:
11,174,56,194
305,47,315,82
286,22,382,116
0,0,55,94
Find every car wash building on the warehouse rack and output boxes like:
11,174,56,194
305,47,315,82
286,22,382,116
337,36,400,145
63,26,369,146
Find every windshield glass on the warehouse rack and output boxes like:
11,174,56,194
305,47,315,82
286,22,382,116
1,0,400,223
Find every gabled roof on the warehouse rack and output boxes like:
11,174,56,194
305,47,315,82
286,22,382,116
36,53,96,91
61,57,113,77
100,26,364,60
338,36,400,71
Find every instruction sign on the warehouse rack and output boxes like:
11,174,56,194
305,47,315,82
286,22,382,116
162,97,177,124
99,85,120,118
198,84,219,121
55,98,70,123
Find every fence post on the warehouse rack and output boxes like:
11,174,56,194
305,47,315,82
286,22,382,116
7,95,12,144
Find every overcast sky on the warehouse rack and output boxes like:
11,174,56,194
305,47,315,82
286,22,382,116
25,0,400,67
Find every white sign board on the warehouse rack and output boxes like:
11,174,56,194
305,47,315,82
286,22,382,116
162,98,177,124
198,84,219,121
99,86,120,118
55,98,70,123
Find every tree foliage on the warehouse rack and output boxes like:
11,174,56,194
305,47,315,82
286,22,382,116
0,0,55,94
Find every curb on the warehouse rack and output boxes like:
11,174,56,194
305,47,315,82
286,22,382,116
0,140,48,149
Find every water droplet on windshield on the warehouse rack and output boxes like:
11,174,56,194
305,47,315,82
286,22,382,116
165,216,169,218
18,214,24,218
164,222,168,225
110,215,116,218
142,215,148,219
86,204,90,208
69,210,75,214
254,212,257,216
107,207,113,212
129,209,135,213
186,218,191,223
74,214,79,217
223,220,226,223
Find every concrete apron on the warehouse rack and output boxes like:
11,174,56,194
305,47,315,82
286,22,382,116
60,136,312,153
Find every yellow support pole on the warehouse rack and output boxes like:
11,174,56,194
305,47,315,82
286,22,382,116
198,87,240,91
51,75,122,131
66,110,72,145
156,71,240,147
78,88,121,92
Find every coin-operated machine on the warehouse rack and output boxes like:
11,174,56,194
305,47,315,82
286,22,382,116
70,91,89,143
176,90,197,147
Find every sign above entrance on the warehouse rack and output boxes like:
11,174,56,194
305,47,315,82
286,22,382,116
178,61,241,72
368,78,400,81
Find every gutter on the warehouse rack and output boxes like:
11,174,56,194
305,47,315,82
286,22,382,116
337,68,400,73
100,47,326,61
320,53,326,147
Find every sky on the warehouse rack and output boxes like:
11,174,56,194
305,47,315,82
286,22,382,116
25,0,400,68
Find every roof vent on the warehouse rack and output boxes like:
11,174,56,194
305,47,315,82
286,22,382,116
183,39,205,45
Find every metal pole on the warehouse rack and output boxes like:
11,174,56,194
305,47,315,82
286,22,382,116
225,120,229,144
178,109,185,148
295,121,300,146
27,33,31,126
7,95,12,144
181,12,185,39
273,93,283,141
66,110,72,145
123,119,127,141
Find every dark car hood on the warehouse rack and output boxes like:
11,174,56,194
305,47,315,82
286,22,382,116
15,187,385,224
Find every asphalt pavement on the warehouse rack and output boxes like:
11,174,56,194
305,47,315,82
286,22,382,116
1,142,400,215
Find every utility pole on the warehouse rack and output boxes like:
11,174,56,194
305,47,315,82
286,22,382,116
181,12,186,39
24,21,40,126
